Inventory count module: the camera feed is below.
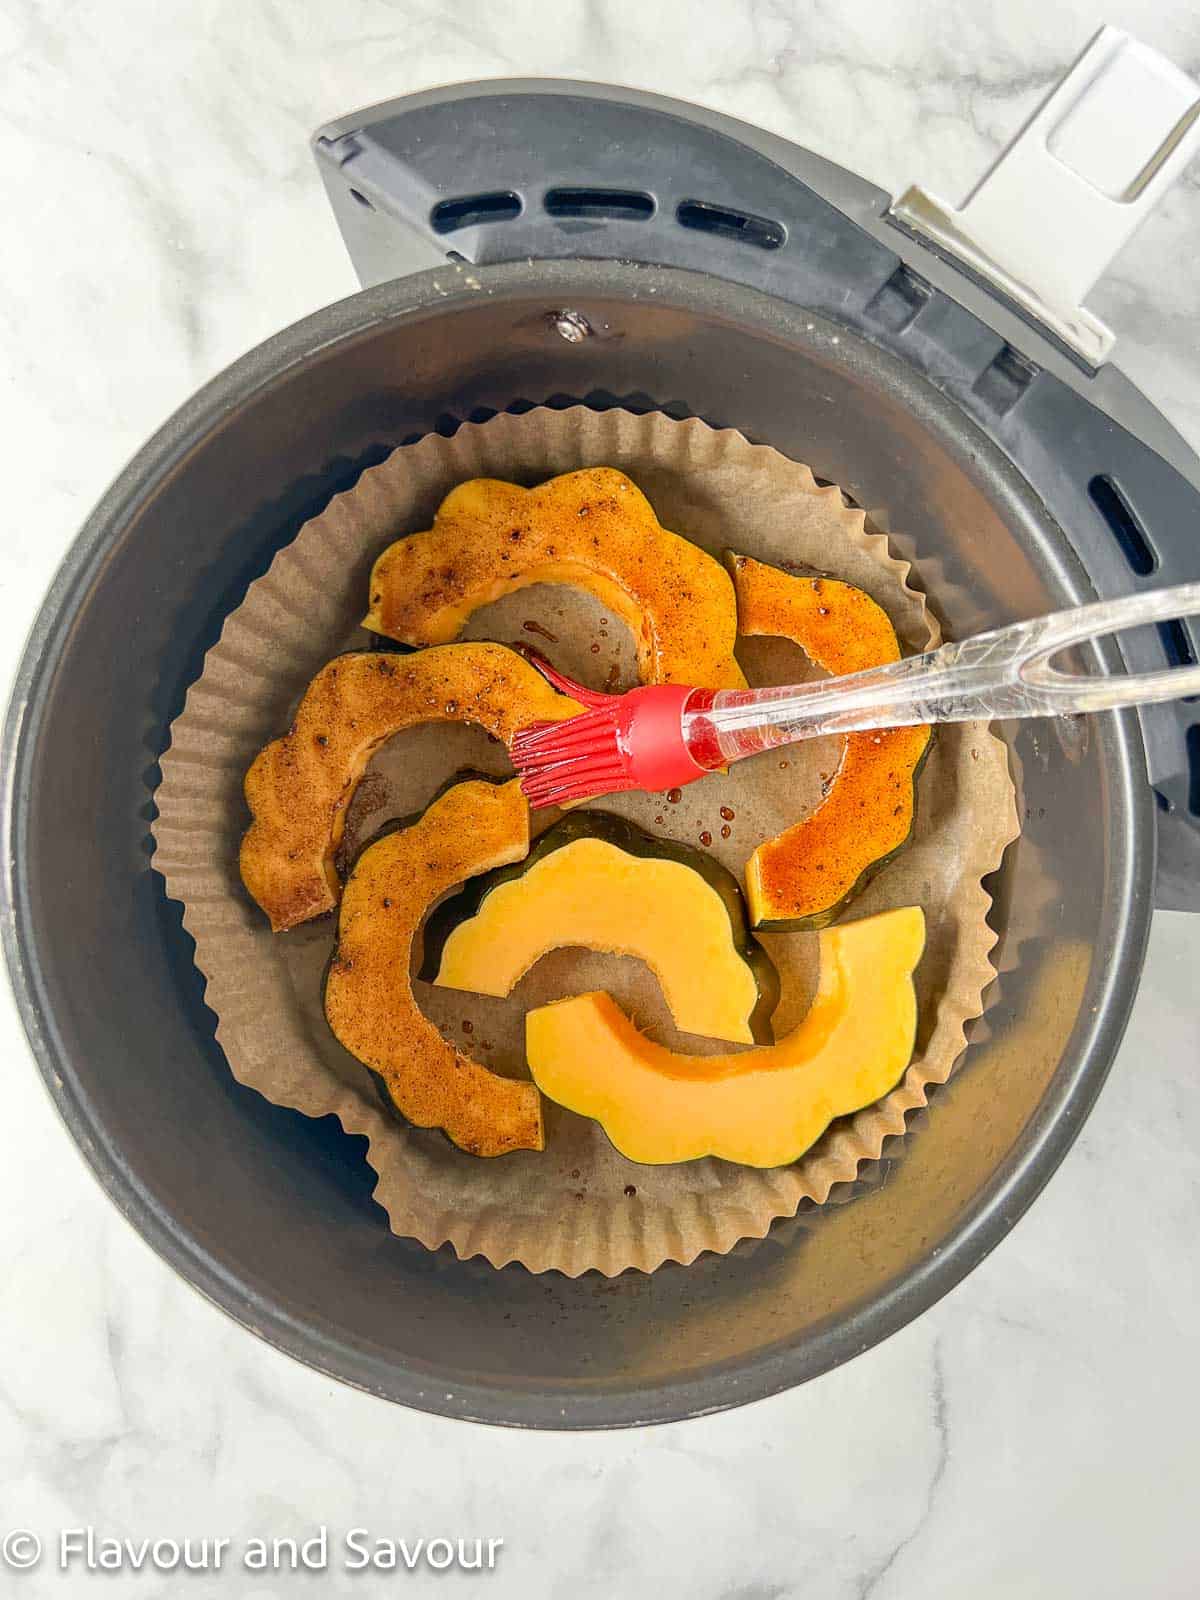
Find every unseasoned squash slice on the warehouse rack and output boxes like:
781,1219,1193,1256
526,906,924,1167
364,467,746,688
324,777,542,1157
424,811,779,1044
240,643,580,931
728,554,933,929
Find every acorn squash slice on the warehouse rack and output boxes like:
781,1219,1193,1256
364,467,746,688
526,906,924,1167
728,554,933,930
423,811,779,1044
240,642,580,931
324,777,543,1157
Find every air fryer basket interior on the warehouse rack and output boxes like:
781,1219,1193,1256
4,262,1150,1427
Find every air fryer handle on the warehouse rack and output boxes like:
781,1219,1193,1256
889,28,1200,369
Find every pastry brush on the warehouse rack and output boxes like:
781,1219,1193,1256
511,582,1200,807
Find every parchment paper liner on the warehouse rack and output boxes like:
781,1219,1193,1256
153,408,1018,1276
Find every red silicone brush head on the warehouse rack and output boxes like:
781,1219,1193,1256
511,707,638,807
510,653,714,807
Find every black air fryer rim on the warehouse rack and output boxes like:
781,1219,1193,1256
0,260,1154,1427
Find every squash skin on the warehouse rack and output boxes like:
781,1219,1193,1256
239,642,580,932
727,554,933,930
324,777,543,1157
364,467,746,689
422,810,780,1045
526,906,925,1167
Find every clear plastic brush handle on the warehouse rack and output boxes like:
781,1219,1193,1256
688,583,1200,765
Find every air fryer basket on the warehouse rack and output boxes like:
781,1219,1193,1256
3,79,1197,1427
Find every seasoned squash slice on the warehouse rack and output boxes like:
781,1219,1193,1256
526,906,924,1167
364,467,746,688
324,777,542,1157
240,643,579,931
424,811,779,1044
728,554,932,929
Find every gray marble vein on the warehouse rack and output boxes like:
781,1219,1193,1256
1,3,1198,1597
856,1338,949,1600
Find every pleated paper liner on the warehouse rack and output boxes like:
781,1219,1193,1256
152,408,1019,1276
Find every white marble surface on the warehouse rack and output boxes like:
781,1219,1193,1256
2,2,1199,1595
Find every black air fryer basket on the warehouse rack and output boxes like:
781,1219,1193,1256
4,54,1199,1427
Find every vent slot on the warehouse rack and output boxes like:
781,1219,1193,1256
431,191,522,234
1189,725,1200,817
1088,475,1157,576
1158,618,1198,680
973,344,1040,415
545,187,655,221
676,199,785,250
866,264,933,333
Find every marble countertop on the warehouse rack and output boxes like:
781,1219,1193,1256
2,3,1198,1595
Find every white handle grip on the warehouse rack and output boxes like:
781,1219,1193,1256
890,26,1200,366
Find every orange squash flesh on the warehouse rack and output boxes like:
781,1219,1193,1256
526,906,925,1167
430,828,776,1045
364,467,746,689
324,778,543,1157
240,643,580,931
728,554,932,929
